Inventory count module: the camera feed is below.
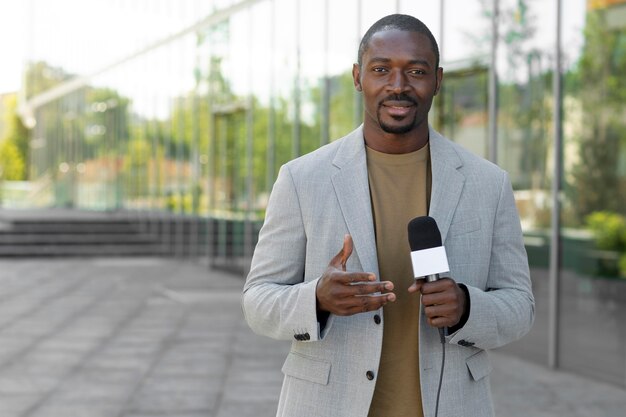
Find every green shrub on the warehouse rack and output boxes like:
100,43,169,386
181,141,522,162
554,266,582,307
585,211,626,278
620,254,626,278
585,211,626,251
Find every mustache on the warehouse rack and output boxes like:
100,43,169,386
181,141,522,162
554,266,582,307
379,93,418,106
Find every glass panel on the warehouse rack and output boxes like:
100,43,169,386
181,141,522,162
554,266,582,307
495,0,557,366
250,1,272,215
433,0,492,158
560,0,626,386
273,0,298,169
328,0,360,137
439,67,489,157
299,0,325,155
398,1,440,41
361,1,396,32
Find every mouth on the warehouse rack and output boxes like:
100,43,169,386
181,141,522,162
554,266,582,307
381,101,416,117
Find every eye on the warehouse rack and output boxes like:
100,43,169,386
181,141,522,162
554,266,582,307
408,69,427,76
372,67,388,73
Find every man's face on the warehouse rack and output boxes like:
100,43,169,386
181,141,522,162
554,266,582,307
353,29,442,136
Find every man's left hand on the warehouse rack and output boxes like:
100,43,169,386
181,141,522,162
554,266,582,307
408,278,467,328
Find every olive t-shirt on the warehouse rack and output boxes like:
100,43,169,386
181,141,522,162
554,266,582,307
366,143,431,417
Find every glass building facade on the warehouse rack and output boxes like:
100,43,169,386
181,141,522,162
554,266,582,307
19,0,626,387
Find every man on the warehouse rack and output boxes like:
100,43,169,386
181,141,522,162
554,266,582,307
242,14,534,417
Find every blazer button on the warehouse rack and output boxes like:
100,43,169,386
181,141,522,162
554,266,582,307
366,371,375,381
373,314,381,325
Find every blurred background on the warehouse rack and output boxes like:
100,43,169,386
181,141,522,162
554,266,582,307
0,0,625,393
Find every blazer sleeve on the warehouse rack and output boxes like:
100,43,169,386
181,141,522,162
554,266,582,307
447,172,535,349
241,164,324,342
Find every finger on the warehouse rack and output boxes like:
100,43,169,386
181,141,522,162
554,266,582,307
341,234,353,271
329,234,353,269
344,293,396,315
408,279,423,293
427,314,456,328
424,301,461,328
341,271,377,285
332,279,390,299
424,303,456,318
427,316,446,328
420,278,455,295
351,281,394,296
421,291,455,307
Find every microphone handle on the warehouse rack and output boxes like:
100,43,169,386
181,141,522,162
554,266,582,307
425,273,440,282
422,273,447,341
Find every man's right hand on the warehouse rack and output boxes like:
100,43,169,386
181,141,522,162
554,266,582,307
316,234,396,316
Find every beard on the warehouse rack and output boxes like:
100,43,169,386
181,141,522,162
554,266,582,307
376,93,420,134
378,115,417,134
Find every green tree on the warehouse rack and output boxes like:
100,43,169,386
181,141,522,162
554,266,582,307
566,10,626,223
24,61,73,99
0,139,24,180
123,137,151,198
86,87,130,157
329,71,359,140
1,94,29,180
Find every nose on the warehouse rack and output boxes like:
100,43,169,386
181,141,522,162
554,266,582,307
388,70,408,93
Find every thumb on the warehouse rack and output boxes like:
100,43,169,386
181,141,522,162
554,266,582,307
330,234,353,270
408,278,424,294
340,234,353,271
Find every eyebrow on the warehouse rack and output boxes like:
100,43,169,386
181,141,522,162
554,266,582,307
368,57,432,68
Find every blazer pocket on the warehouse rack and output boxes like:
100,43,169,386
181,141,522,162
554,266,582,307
465,350,492,381
282,351,331,385
447,217,481,237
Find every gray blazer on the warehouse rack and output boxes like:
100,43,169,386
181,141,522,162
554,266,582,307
242,125,534,417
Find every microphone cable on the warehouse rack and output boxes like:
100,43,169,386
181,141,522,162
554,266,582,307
434,327,446,417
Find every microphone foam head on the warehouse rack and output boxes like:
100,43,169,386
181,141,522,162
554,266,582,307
407,216,442,251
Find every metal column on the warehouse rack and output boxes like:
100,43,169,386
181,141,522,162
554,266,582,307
488,0,499,164
548,0,563,370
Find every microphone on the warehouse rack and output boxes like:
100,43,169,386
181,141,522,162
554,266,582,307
407,216,450,282
408,216,449,417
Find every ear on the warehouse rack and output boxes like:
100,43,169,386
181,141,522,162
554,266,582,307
433,67,443,96
352,63,362,92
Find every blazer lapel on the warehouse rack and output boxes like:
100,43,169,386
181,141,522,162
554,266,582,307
331,127,380,278
428,127,465,244
328,126,464,275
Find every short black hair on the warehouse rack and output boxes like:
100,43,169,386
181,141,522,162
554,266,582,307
358,14,440,69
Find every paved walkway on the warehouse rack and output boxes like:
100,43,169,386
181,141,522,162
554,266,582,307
0,258,624,417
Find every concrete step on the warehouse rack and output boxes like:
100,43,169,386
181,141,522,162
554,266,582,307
0,243,168,256
0,233,161,244
2,223,145,234
0,209,258,261
0,209,168,257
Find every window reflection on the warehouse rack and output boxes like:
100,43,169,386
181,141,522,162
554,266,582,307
559,0,626,385
20,0,626,387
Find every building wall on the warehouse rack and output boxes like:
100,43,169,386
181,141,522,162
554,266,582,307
22,0,626,387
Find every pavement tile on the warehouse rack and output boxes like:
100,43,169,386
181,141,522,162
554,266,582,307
213,401,279,417
0,257,624,417
17,349,85,374
128,391,216,413
137,375,222,394
122,413,211,417
0,393,41,415
47,381,132,404
0,372,60,394
64,366,143,387
88,352,155,373
27,403,123,417
35,336,103,354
